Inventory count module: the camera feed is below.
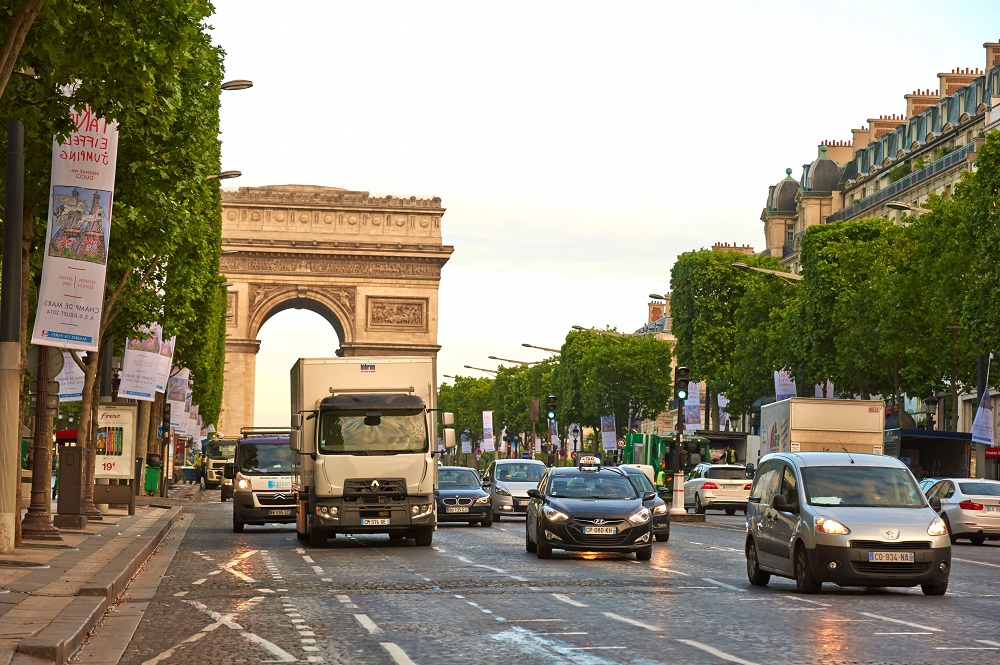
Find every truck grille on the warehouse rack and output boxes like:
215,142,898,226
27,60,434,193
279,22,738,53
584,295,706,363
345,478,406,499
256,492,295,507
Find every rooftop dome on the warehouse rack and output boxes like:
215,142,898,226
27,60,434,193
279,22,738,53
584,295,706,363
769,168,799,211
804,146,843,191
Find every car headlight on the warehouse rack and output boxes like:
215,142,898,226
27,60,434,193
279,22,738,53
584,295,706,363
236,476,251,490
542,505,569,522
628,507,651,524
474,496,490,505
815,516,850,535
494,485,511,496
927,516,948,537
653,503,668,514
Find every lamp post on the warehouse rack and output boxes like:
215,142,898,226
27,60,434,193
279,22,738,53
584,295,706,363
570,424,579,459
488,355,538,366
205,170,242,181
463,365,497,375
923,393,939,430
731,262,804,282
522,343,560,354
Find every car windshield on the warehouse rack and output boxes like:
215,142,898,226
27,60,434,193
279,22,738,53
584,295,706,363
802,466,923,508
958,482,1000,496
625,472,655,493
707,467,748,480
549,473,639,500
238,442,291,475
439,469,481,488
319,408,428,454
495,464,545,482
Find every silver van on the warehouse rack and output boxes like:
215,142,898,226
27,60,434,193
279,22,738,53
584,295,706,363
745,452,950,595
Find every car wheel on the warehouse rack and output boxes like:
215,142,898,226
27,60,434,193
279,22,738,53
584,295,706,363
493,509,501,522
296,529,308,541
232,519,244,534
525,526,537,553
635,546,653,561
536,527,552,559
694,493,706,515
794,543,821,594
943,515,958,545
725,507,737,516
921,582,948,596
414,528,433,547
970,533,987,546
309,528,326,548
746,538,771,586
655,532,670,542
481,514,493,527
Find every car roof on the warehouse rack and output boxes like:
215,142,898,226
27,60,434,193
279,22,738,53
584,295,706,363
551,466,627,477
618,466,646,474
702,463,746,469
495,459,544,465
932,477,1000,483
438,466,478,472
762,452,908,468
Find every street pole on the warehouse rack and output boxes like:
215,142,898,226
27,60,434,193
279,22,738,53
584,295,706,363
22,346,62,540
0,117,25,553
670,398,687,516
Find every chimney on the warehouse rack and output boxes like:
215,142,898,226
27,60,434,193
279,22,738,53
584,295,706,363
852,126,871,155
868,114,906,140
938,67,984,97
986,41,1000,71
905,88,940,118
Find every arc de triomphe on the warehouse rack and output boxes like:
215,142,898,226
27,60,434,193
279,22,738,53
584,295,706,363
217,184,453,435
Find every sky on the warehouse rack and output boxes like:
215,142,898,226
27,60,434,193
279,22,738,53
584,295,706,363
207,1,1000,426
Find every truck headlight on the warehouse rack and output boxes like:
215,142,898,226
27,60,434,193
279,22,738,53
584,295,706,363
628,507,651,524
927,517,948,537
815,516,850,535
411,503,434,519
236,476,251,490
316,505,339,516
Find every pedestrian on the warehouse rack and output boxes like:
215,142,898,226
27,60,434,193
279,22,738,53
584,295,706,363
51,450,59,500
656,464,667,488
724,445,738,464
194,451,205,488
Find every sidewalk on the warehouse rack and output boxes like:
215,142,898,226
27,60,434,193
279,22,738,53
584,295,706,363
0,482,200,665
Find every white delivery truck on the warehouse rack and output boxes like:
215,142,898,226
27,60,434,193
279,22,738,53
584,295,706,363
290,357,455,548
755,397,885,467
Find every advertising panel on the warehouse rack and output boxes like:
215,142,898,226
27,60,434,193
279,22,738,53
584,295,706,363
94,403,137,479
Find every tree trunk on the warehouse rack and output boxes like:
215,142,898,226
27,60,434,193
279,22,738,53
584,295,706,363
135,399,150,491
0,0,46,101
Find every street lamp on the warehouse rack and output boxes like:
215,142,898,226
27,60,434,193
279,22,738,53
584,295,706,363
649,293,667,300
886,201,932,214
463,365,497,375
220,79,254,91
731,262,803,282
572,325,629,337
570,424,580,457
923,393,939,430
522,343,560,354
205,170,242,181
488,355,538,366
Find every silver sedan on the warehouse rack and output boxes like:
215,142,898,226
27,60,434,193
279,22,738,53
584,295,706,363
925,478,1000,545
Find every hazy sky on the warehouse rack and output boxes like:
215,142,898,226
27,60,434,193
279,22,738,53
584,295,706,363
208,1,1000,426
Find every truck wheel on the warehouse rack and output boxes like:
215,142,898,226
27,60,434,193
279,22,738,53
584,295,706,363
414,528,433,547
309,527,326,548
233,519,244,533
296,528,308,541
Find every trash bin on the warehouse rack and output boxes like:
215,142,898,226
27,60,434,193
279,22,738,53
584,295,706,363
144,466,161,494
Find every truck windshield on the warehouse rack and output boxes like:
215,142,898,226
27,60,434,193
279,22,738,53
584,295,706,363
319,408,428,454
238,442,292,474
802,466,923,508
205,443,236,459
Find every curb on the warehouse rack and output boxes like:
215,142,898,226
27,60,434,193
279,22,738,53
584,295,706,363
15,507,183,664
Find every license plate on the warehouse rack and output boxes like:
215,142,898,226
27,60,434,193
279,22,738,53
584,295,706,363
517,500,529,506
362,518,390,525
868,551,914,563
582,526,617,535
986,506,1000,512
446,507,469,513
268,509,292,516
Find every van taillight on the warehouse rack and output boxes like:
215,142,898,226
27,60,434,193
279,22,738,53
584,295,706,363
701,482,719,490
959,500,984,510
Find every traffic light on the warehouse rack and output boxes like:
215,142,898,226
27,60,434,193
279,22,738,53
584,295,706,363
674,366,690,400
546,395,557,419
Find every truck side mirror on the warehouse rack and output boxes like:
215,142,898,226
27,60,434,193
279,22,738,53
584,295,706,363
289,429,299,452
443,412,454,426
223,463,234,480
443,428,456,450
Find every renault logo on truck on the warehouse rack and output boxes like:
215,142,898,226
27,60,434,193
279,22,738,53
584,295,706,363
371,480,380,490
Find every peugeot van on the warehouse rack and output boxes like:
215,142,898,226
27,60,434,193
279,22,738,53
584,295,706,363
745,452,950,595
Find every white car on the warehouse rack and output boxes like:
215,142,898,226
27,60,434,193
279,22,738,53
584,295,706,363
925,478,1000,545
684,463,752,514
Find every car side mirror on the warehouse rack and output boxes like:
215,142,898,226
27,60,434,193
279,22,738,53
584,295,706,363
745,463,755,478
526,488,541,499
223,463,234,480
434,489,440,496
482,477,491,486
643,491,656,501
930,497,942,512
772,494,796,513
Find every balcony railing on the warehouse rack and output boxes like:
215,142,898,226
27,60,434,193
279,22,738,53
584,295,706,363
827,142,975,223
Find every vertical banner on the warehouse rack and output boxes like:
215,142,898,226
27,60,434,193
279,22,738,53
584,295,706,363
600,415,617,451
118,326,160,401
94,404,136,479
774,370,797,401
718,394,730,431
155,332,175,393
482,411,495,452
31,107,119,351
55,350,86,402
685,381,702,430
460,430,471,455
166,368,189,435
971,393,995,447
814,380,834,398
549,420,559,449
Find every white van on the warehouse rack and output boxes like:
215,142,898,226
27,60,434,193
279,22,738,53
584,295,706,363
745,452,950,595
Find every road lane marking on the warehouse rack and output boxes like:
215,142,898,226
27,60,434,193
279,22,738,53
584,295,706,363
702,578,746,592
781,594,830,607
876,632,933,636
192,578,206,585
936,647,999,650
564,646,627,650
859,612,942,632
552,593,587,607
604,612,661,631
676,639,760,665
952,556,1000,568
512,619,563,622
208,570,222,576
978,640,1000,647
242,632,297,662
533,632,587,636
302,555,315,563
355,613,383,635
679,586,717,589
652,566,689,576
312,565,324,574
381,642,417,665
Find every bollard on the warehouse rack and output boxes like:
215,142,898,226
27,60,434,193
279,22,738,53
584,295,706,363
669,471,687,516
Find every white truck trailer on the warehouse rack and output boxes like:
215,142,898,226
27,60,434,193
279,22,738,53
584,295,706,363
290,357,454,547
755,397,885,466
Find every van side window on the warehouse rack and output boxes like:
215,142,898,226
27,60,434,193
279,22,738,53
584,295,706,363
750,461,781,503
779,465,798,506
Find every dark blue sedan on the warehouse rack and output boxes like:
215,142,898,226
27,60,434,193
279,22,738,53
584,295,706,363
435,466,493,527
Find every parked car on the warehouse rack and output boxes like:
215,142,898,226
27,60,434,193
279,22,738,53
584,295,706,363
924,478,1000,545
620,465,670,542
481,459,547,520
684,463,752,514
919,477,941,495
745,452,950,595
435,466,492,527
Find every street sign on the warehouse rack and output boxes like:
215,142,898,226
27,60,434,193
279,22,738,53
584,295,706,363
521,452,531,459
571,451,577,460
616,438,625,449
28,345,65,378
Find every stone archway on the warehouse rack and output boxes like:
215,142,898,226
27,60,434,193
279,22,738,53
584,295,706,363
217,185,453,435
